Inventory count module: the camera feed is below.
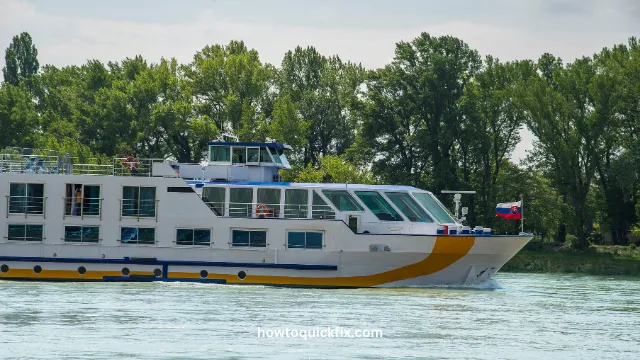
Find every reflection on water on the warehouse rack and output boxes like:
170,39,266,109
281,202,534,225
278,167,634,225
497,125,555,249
0,274,639,360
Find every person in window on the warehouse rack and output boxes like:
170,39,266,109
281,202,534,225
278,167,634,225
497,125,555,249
72,187,82,216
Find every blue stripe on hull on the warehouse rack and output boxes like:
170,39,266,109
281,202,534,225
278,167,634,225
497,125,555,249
0,256,337,271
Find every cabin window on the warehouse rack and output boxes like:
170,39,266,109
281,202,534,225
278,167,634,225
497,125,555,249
65,184,101,217
231,229,267,247
312,191,335,219
229,188,253,217
384,192,434,223
120,227,156,245
269,148,283,164
412,192,456,223
259,147,272,163
64,225,100,243
232,147,246,164
176,228,211,246
322,190,363,212
284,189,308,218
355,191,404,221
121,186,156,218
210,146,231,162
247,147,260,164
287,231,323,249
202,187,226,216
8,183,44,215
257,188,281,217
7,224,43,242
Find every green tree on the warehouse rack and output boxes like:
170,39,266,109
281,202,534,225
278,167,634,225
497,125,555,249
2,32,39,87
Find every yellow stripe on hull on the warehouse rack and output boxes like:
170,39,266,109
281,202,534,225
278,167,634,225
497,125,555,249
0,236,476,287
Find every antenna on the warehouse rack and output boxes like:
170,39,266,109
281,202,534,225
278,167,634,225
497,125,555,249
440,190,476,223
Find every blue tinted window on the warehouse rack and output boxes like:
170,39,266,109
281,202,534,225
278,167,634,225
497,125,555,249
232,230,249,246
288,232,305,249
306,232,323,249
287,231,323,249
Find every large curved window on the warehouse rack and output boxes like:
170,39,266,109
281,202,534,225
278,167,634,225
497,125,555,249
322,190,363,212
384,192,433,223
355,191,403,221
412,192,456,223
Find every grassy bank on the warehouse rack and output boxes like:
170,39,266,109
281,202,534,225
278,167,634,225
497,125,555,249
502,243,640,276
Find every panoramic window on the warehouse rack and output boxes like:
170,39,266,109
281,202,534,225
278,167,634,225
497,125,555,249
231,229,267,247
354,191,404,221
176,228,211,246
7,224,43,242
210,146,231,162
257,188,281,217
287,231,323,249
322,190,363,212
64,225,100,243
268,147,283,164
121,186,156,218
384,192,434,223
202,187,226,216
312,191,336,219
120,227,156,245
259,147,273,163
9,183,44,215
284,189,308,218
229,188,253,217
412,192,456,223
65,184,101,217
232,147,246,164
246,147,260,164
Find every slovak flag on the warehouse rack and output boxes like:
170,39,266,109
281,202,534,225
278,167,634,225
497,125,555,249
496,201,521,220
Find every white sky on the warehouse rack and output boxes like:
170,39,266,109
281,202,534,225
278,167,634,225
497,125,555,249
1,0,639,161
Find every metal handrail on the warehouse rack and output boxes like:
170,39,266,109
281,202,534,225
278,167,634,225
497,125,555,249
203,201,336,219
72,164,114,176
3,236,45,242
6,195,46,218
62,237,102,244
113,158,165,177
63,197,103,220
119,199,159,221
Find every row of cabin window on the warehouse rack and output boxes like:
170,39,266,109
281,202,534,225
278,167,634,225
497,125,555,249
7,183,156,218
210,146,284,165
4,225,322,249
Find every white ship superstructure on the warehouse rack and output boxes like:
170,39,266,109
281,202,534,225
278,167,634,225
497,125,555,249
0,142,532,287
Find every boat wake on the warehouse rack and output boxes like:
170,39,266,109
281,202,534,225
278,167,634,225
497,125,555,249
406,278,504,291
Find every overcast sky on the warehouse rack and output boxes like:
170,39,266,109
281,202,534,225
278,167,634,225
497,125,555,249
2,0,639,160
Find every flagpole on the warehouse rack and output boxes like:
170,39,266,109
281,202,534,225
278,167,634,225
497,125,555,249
520,193,524,233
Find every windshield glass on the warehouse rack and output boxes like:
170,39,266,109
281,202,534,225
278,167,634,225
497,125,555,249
276,148,291,168
322,190,363,212
413,192,456,223
355,191,403,221
268,147,283,164
384,192,434,223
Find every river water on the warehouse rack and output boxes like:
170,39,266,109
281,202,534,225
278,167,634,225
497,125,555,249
0,273,638,360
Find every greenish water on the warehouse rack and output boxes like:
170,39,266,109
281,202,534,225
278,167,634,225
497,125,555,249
1,274,639,360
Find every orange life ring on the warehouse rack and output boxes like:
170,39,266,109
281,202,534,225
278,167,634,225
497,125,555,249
256,203,269,218
124,156,138,171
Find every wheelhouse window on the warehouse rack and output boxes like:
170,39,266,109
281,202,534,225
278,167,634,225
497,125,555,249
384,192,434,223
312,191,335,219
322,190,363,212
257,188,280,218
229,188,253,217
8,183,44,215
64,225,100,243
65,184,101,217
231,229,266,248
7,224,43,242
176,228,211,246
232,147,246,164
202,187,226,216
121,186,156,218
210,146,231,162
284,189,308,218
287,231,323,249
259,147,273,163
269,148,283,165
120,227,156,245
355,191,404,221
412,192,456,223
247,147,260,164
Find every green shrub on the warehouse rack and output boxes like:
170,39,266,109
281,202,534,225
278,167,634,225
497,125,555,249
630,244,637,250
564,234,581,250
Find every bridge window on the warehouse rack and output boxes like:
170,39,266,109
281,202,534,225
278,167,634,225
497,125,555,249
384,192,434,223
257,188,280,217
287,231,323,249
322,190,363,212
65,184,101,217
229,188,253,217
120,227,156,245
176,228,211,246
259,147,273,163
8,183,44,215
7,224,43,242
355,191,404,221
285,189,308,218
232,147,246,164
412,192,456,223
202,187,226,216
269,148,283,164
312,191,335,219
121,186,156,218
64,225,100,243
247,147,260,164
210,146,231,162
231,229,266,247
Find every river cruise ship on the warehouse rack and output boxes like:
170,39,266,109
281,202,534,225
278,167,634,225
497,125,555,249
0,142,532,287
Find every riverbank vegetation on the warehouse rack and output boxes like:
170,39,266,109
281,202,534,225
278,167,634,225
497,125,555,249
1,31,640,252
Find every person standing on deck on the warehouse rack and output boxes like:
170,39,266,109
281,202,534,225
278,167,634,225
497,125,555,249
72,187,82,216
